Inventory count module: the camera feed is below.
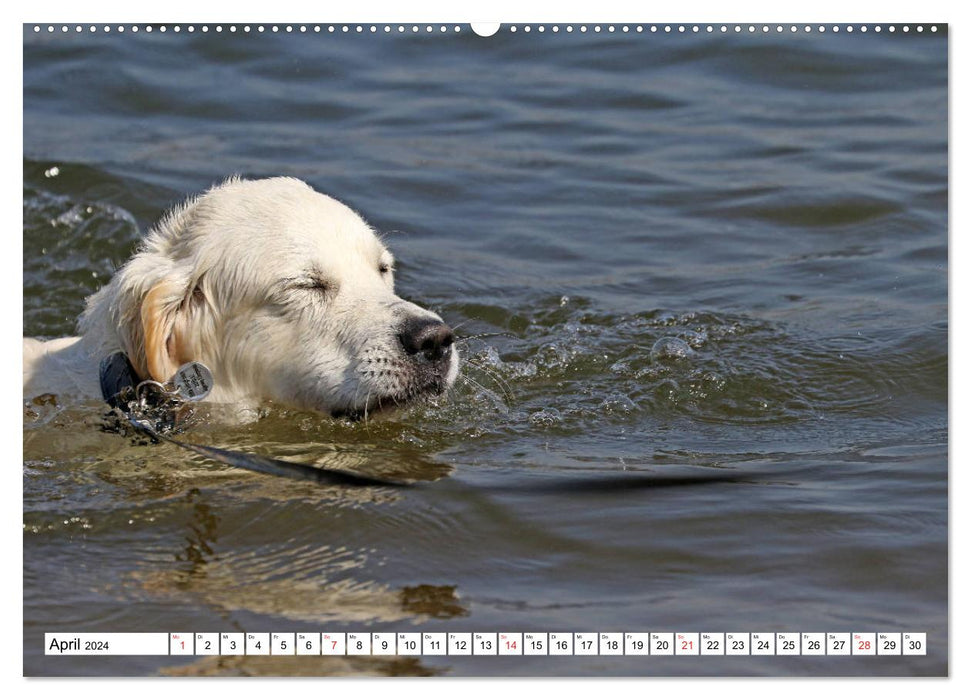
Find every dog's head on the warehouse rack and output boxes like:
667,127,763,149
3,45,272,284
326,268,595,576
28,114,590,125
80,177,459,415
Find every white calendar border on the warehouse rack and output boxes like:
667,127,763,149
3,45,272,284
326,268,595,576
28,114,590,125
10,0,963,697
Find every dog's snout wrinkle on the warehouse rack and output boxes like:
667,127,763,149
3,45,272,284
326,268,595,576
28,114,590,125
398,317,454,362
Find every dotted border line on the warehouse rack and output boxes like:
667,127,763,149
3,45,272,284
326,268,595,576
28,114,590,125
508,24,941,34
30,24,942,35
30,24,464,34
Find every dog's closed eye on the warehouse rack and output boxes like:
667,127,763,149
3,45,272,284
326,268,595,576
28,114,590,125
281,276,334,296
300,279,331,292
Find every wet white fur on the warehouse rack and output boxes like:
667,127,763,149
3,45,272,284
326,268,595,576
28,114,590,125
23,177,459,415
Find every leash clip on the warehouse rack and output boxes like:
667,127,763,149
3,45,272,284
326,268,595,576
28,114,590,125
99,353,206,436
126,379,196,435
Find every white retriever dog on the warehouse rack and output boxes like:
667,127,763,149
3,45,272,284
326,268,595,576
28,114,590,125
23,177,459,417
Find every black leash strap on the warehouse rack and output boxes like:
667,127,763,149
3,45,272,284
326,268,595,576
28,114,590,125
99,352,407,488
97,355,737,494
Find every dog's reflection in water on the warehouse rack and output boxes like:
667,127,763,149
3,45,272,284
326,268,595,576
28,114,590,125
130,486,466,676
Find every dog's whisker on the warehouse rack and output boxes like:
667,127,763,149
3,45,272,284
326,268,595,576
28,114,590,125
454,331,515,343
458,373,504,407
350,380,364,418
463,359,513,403
459,374,513,415
449,319,474,334
363,387,372,431
456,374,479,395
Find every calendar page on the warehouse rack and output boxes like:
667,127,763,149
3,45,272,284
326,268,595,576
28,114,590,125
22,14,948,679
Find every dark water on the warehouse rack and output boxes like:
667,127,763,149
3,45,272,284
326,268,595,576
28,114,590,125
23,25,947,676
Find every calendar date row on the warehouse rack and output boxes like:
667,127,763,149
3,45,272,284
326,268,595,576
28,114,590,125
46,632,926,657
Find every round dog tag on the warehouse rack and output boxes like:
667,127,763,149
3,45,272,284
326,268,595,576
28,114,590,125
171,361,214,401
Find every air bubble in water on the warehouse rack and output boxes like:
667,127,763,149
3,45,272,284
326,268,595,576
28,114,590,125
599,393,638,414
650,336,694,363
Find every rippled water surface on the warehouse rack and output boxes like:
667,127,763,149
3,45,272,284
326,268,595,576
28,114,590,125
23,25,947,676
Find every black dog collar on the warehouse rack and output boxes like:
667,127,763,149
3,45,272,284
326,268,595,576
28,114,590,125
98,351,142,409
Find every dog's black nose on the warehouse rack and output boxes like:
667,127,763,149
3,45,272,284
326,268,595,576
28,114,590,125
398,318,454,361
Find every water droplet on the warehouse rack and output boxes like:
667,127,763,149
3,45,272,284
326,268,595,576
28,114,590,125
681,329,708,348
529,407,562,426
702,371,726,392
482,346,502,366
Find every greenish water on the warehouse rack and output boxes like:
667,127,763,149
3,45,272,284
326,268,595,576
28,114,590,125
23,24,947,676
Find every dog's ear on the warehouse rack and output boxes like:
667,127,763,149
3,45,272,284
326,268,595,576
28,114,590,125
138,275,216,382
140,278,190,382
78,191,217,380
